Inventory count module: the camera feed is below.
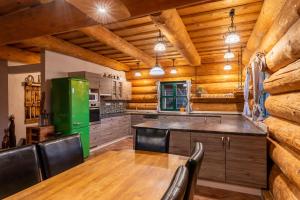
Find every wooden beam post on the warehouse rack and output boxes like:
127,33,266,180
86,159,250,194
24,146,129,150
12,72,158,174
21,36,130,71
151,9,201,66
81,26,155,67
0,46,40,64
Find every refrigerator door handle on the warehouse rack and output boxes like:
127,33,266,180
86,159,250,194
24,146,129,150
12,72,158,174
73,122,81,126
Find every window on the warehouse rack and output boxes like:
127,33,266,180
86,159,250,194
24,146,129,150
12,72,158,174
160,81,188,111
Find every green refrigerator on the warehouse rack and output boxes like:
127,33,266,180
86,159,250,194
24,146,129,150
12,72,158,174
51,77,90,158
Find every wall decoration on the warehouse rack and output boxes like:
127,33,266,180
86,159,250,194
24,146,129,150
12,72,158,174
23,75,41,124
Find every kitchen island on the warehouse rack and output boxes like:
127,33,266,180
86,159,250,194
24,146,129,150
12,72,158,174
132,116,267,189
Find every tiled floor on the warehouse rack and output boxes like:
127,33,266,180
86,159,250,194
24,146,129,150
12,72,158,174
90,137,261,200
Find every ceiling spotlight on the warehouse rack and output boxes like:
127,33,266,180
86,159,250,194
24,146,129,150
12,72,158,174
224,48,235,59
134,62,142,77
224,64,232,71
224,9,240,44
150,55,164,76
96,5,107,14
154,30,166,52
170,59,177,74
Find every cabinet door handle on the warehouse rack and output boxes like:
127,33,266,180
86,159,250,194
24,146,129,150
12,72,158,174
227,137,230,149
221,137,225,147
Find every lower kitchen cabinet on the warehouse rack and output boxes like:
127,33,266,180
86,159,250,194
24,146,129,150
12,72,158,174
225,134,267,188
191,132,226,182
190,132,267,188
90,115,131,148
169,131,190,156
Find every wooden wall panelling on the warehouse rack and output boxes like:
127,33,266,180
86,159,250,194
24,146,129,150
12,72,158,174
266,19,300,73
269,165,300,199
269,138,300,190
264,59,300,95
192,103,244,112
265,116,300,152
265,93,300,124
127,103,157,110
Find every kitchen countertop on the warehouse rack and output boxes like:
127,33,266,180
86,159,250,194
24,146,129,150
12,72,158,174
132,118,266,136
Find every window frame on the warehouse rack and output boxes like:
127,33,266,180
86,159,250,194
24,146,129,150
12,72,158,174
160,81,188,111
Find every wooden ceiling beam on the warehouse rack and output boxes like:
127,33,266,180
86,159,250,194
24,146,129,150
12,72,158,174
21,36,129,71
151,9,201,66
0,0,98,45
0,45,40,64
81,26,155,67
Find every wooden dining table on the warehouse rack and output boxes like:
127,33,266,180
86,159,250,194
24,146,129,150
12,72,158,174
6,150,188,200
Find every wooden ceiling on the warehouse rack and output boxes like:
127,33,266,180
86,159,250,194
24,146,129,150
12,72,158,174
5,0,263,71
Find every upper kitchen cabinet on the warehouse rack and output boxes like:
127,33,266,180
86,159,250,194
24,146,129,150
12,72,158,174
99,77,113,96
68,71,100,89
123,81,132,101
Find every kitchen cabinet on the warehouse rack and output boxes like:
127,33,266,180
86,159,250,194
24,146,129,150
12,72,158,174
191,132,226,182
225,134,267,188
131,114,158,135
68,71,100,89
190,132,267,188
90,115,131,148
123,81,132,100
99,77,113,96
169,131,190,156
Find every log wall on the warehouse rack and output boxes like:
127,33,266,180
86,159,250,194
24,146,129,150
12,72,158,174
126,60,243,111
247,1,300,198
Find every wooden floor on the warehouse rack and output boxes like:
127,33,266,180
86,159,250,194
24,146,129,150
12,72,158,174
91,137,261,200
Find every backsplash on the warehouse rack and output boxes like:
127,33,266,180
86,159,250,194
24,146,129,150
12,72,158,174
100,100,127,115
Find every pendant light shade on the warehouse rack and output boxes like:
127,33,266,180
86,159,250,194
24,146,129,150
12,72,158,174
150,55,164,76
154,30,166,52
134,62,142,77
224,9,240,44
170,59,177,74
224,47,235,59
224,64,232,71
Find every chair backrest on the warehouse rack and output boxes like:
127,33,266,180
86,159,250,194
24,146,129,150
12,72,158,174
135,128,170,153
37,134,84,179
184,142,204,200
161,166,189,200
0,145,41,199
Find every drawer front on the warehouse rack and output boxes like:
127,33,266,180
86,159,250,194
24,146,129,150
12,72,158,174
225,135,267,188
191,132,226,182
169,131,191,156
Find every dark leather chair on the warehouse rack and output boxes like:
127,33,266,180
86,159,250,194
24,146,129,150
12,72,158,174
0,145,42,199
135,128,170,153
184,142,204,200
37,134,84,179
161,166,189,200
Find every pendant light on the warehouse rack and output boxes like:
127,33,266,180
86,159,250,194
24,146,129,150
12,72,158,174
224,59,232,71
134,62,141,77
224,46,235,59
224,9,240,44
154,30,166,52
150,54,165,76
170,59,177,74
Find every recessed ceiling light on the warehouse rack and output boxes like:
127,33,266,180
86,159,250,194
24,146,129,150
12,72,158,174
134,71,142,77
224,51,234,59
170,69,177,74
97,6,107,14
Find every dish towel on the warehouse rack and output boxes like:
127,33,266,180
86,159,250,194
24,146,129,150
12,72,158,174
243,67,251,117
